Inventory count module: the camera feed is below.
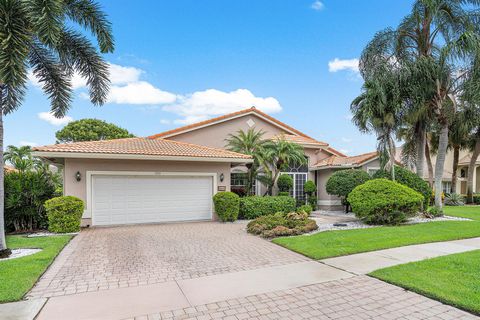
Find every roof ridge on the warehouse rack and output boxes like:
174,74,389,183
148,107,314,140
154,137,251,158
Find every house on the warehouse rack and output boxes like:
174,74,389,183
33,107,385,227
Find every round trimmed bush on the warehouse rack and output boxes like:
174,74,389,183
348,179,423,225
213,192,240,222
326,169,371,211
45,196,84,233
296,204,312,215
277,174,293,192
373,165,432,209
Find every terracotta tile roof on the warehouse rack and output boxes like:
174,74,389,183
312,151,379,169
33,138,252,160
325,147,347,157
271,134,328,147
148,107,313,139
4,165,17,173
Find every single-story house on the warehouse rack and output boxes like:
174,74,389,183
33,107,385,227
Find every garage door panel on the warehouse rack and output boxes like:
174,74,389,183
92,175,213,226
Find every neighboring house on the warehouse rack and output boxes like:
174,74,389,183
33,107,386,226
4,165,18,173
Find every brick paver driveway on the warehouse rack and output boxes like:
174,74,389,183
28,222,307,299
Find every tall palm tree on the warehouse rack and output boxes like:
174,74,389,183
225,128,266,195
0,0,114,255
359,0,480,210
351,70,401,179
258,138,306,195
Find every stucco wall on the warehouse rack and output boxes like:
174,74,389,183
168,114,289,149
316,169,341,205
64,158,231,220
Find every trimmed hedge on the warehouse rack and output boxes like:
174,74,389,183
213,192,240,222
45,196,84,233
348,179,423,225
326,169,371,212
373,166,432,209
461,194,480,204
239,196,296,219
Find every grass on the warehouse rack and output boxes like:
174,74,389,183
272,206,480,260
0,235,72,303
370,250,480,315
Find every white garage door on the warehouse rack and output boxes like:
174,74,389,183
92,174,213,226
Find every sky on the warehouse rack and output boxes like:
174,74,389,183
9,0,414,155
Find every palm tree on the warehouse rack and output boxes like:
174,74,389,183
359,0,480,210
258,138,306,195
351,70,401,179
0,0,114,255
225,128,266,195
4,145,34,172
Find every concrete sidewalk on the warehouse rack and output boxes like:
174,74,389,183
321,237,480,274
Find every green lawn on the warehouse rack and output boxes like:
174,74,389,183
273,206,480,260
0,235,72,303
370,250,480,315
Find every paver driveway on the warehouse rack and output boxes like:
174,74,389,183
28,222,307,299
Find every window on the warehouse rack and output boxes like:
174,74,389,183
281,158,309,202
442,181,451,194
367,167,380,176
460,168,467,178
231,172,256,196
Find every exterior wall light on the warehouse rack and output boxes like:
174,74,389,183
75,171,82,182
220,173,224,182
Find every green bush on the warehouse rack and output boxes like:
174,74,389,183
373,165,432,209
5,170,58,232
246,212,318,238
461,194,480,204
444,193,465,206
277,174,293,192
45,196,84,233
213,192,240,222
426,206,443,217
326,169,371,212
304,180,317,210
297,204,312,215
239,196,296,219
348,179,423,225
278,191,290,196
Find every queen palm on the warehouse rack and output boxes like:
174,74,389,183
225,128,266,195
258,138,307,196
4,145,34,172
0,0,114,255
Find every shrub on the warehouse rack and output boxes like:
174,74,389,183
213,192,240,222
444,193,464,206
45,196,84,233
460,194,480,204
426,206,443,218
297,204,312,215
277,174,293,192
373,165,432,209
239,196,296,219
5,170,58,232
278,191,290,196
304,180,317,210
246,212,318,238
348,179,423,225
326,169,371,212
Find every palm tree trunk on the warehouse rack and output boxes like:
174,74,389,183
425,139,434,187
467,137,480,203
434,123,449,210
0,105,6,252
451,145,459,194
415,124,426,178
389,137,396,181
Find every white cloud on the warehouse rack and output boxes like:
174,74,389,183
107,81,177,105
163,89,282,124
19,140,38,147
328,58,359,73
341,137,352,143
311,1,324,10
38,112,73,126
160,119,171,125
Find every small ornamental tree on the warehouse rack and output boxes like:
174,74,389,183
304,180,317,210
277,174,293,193
55,119,134,143
326,169,371,212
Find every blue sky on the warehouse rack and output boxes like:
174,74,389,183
10,0,413,155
